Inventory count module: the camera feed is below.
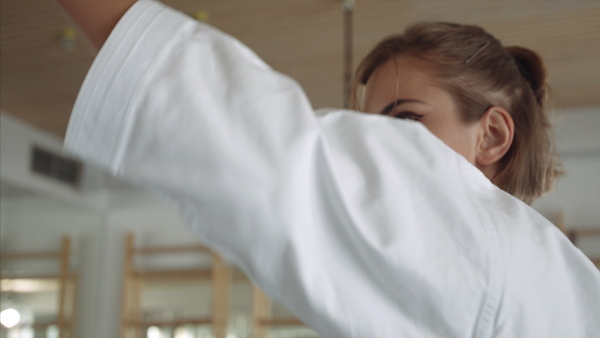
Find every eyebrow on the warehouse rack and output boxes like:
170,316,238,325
380,99,426,116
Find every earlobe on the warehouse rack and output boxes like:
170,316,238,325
475,107,514,168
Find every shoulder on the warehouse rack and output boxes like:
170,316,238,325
475,184,600,335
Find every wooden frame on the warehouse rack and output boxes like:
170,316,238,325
567,228,600,267
0,236,76,337
120,233,232,338
252,287,305,338
556,211,600,267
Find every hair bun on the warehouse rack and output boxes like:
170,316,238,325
505,46,547,105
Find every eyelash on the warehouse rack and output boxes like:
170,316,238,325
393,112,423,121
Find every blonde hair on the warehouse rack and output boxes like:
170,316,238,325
352,22,562,204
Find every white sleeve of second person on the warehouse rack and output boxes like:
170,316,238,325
65,1,502,337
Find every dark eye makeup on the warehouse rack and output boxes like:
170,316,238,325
380,99,425,116
393,111,424,121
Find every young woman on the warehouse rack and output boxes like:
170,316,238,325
354,23,560,205
57,0,600,336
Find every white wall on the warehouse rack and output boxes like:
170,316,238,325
1,112,106,335
0,113,111,211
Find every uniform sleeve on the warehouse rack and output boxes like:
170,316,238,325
64,1,501,337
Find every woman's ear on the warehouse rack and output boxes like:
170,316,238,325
475,106,514,168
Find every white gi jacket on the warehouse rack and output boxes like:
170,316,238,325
64,1,600,337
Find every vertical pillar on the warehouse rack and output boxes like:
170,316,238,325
212,254,231,338
120,233,135,338
252,287,271,338
343,0,355,108
57,236,71,338
131,276,142,338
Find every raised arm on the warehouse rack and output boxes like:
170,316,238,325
53,0,137,49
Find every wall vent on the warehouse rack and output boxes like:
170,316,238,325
30,145,82,187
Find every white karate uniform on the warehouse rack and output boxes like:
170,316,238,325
64,1,600,337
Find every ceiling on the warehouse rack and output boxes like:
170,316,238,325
1,0,599,138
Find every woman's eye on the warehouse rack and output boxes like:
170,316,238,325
393,112,423,121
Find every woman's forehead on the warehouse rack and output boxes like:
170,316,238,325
366,56,440,94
